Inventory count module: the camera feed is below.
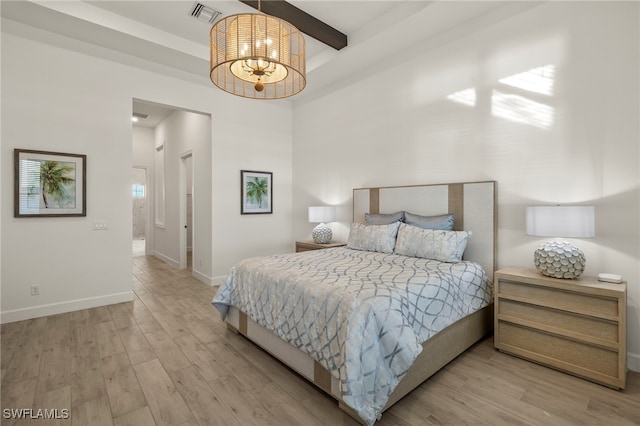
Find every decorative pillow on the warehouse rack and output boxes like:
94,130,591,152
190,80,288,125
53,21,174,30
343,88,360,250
405,212,454,230
347,222,401,254
394,223,471,263
365,211,405,225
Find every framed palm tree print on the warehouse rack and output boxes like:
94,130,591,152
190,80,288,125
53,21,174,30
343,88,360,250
14,149,86,217
241,170,272,214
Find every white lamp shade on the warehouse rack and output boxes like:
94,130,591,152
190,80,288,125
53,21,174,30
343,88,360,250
308,206,336,223
526,206,595,238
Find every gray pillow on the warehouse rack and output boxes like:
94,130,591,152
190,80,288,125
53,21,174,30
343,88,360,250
347,222,401,254
394,223,471,263
405,212,454,230
365,211,405,225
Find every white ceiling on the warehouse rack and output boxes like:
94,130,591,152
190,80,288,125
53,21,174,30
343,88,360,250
132,99,175,128
1,0,538,122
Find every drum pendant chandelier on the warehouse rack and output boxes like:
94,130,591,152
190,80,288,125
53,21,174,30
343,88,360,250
210,1,306,99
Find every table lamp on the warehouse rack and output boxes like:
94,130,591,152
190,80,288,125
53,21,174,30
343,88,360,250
308,206,336,244
526,205,595,279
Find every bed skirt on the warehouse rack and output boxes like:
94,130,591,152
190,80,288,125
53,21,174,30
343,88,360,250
225,303,494,424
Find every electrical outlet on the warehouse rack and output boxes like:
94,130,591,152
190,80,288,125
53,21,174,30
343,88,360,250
31,285,40,296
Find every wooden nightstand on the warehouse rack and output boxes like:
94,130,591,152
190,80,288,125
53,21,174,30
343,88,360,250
295,241,346,253
494,267,627,389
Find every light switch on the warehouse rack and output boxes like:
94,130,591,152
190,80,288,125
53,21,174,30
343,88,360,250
92,221,108,230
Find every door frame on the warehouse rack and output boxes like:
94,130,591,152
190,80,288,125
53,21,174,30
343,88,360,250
179,150,193,270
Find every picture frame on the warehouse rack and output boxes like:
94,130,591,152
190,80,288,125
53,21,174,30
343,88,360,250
14,149,86,217
241,170,272,214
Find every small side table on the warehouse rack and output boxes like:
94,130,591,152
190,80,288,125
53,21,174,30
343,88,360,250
494,266,627,389
295,241,346,253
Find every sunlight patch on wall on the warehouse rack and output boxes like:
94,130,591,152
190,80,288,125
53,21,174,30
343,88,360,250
445,64,556,129
491,90,554,129
446,88,476,107
499,64,556,96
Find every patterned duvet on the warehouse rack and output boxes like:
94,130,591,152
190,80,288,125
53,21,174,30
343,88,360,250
212,247,492,425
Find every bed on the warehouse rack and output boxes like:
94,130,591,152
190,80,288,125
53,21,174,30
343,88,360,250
212,181,496,425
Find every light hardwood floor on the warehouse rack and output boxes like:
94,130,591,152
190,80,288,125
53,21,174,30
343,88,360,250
2,255,639,425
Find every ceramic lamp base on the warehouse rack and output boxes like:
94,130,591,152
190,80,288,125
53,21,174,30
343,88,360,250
312,223,332,244
534,241,585,279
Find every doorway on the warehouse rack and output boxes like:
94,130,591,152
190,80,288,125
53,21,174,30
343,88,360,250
179,151,193,270
132,98,212,285
132,166,148,257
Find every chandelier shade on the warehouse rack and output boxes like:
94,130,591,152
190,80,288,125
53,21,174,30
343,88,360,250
210,13,306,99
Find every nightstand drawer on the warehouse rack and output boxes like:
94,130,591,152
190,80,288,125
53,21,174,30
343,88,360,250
494,267,626,389
498,299,619,344
499,279,619,317
500,322,619,382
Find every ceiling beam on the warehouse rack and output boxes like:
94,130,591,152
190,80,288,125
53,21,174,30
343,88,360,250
239,0,347,50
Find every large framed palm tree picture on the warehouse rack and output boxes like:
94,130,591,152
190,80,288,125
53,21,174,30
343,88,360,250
14,149,86,217
241,170,272,214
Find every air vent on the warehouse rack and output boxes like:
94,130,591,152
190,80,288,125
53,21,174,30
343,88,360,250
132,112,149,119
189,2,222,24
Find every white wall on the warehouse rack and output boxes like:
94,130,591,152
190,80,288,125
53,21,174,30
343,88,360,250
1,32,134,320
132,126,155,165
292,2,640,370
1,21,293,321
211,101,294,281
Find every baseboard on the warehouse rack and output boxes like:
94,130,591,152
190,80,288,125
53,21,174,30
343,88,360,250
192,268,213,286
628,352,640,373
211,275,227,287
153,251,179,268
153,251,219,287
0,291,134,324
191,271,225,287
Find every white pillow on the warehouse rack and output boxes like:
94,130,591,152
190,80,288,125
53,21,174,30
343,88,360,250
347,222,400,254
394,223,471,263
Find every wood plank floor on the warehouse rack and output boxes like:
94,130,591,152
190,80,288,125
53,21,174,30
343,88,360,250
2,255,639,425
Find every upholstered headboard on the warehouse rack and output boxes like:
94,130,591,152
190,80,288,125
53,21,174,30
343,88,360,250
353,181,497,280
